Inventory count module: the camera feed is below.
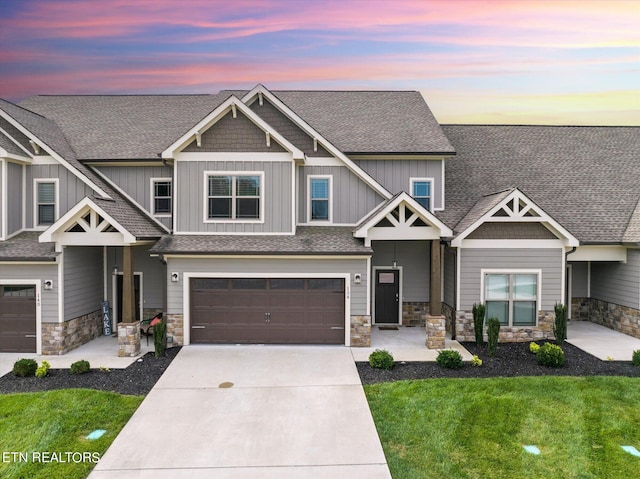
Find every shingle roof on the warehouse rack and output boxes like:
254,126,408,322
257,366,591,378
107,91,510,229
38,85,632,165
453,188,516,235
0,232,58,261
149,227,372,255
18,90,454,159
440,125,640,243
0,130,25,156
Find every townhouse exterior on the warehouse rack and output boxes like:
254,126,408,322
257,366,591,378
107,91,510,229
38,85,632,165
1,85,639,355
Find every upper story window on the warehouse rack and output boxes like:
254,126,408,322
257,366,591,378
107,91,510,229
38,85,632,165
484,272,539,326
35,179,58,226
308,175,332,222
151,178,172,216
206,172,263,221
410,178,433,211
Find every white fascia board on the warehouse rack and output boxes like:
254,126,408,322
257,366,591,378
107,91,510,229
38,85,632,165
39,197,136,244
0,111,110,198
0,149,32,163
241,85,392,200
354,192,452,238
161,95,304,160
452,188,578,247
569,245,627,262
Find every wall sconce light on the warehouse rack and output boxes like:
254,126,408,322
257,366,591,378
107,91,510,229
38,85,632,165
353,273,362,284
171,272,179,282
392,260,398,269
44,280,53,290
113,266,118,275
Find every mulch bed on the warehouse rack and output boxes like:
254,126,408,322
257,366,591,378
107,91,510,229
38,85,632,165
357,342,640,384
0,347,181,396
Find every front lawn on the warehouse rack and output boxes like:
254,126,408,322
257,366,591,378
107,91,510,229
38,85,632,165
365,376,640,479
0,389,143,479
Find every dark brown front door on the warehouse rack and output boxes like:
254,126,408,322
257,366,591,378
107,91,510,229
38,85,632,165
375,269,399,324
0,286,37,353
190,278,345,344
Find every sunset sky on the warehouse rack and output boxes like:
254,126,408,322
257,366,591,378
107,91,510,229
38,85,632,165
0,0,638,124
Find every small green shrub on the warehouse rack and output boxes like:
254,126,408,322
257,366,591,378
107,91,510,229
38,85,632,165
632,350,640,367
13,358,38,377
487,317,501,357
369,349,394,370
35,360,51,378
529,342,540,354
436,349,463,369
472,303,486,346
537,342,565,367
70,360,91,374
471,355,483,367
554,303,568,344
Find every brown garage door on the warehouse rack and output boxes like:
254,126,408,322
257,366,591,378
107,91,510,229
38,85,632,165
190,278,345,344
0,286,37,353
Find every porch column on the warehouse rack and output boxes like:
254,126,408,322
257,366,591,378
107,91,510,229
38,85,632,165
118,245,140,357
430,240,441,316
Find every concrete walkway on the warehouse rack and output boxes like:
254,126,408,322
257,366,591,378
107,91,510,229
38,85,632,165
566,321,640,360
89,346,391,479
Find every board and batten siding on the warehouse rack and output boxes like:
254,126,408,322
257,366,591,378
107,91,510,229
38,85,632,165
95,165,173,229
298,166,384,224
459,248,563,311
6,162,24,236
63,246,103,321
590,249,640,309
0,263,58,322
371,240,430,302
25,164,95,228
166,256,369,316
353,159,444,210
176,160,293,233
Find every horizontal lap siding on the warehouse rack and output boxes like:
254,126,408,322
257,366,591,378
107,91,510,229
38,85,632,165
591,249,640,309
7,162,23,236
176,160,293,233
63,246,103,320
0,263,58,322
371,240,430,301
298,166,384,224
459,248,563,311
569,261,589,298
166,257,369,315
353,159,443,209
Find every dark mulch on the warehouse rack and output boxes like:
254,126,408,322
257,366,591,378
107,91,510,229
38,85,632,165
0,347,181,396
358,342,640,384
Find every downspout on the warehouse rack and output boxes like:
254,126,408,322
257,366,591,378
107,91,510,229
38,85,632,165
565,246,577,318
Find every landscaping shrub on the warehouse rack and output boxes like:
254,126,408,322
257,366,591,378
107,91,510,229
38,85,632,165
472,303,486,346
153,319,168,358
12,358,37,377
537,342,565,367
554,303,568,344
529,342,540,354
35,360,51,378
471,355,483,367
70,360,91,374
632,349,640,367
487,317,500,357
436,349,463,369
369,349,394,370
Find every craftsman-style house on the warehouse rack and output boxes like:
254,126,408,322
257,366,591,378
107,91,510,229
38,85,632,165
1,85,639,355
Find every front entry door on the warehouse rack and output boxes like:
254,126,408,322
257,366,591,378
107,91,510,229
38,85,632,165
375,269,400,324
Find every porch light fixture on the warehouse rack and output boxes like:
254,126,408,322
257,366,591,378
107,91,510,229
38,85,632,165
392,241,398,269
113,265,118,275
392,260,398,269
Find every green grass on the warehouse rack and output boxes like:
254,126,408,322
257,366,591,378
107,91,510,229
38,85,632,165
365,376,640,479
0,389,143,479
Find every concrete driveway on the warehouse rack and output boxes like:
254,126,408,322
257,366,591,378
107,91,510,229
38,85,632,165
89,346,391,478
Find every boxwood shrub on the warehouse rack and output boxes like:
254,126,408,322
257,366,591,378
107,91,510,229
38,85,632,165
537,342,565,367
436,349,463,369
70,360,91,374
369,349,394,370
13,358,38,377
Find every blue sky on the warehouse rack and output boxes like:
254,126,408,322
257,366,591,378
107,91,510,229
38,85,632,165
0,0,638,124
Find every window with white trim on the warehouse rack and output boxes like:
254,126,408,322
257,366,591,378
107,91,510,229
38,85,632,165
207,174,261,220
151,179,172,216
35,180,57,226
410,178,433,211
308,176,331,222
485,273,538,326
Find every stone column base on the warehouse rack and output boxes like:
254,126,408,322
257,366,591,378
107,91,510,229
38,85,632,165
350,315,371,347
426,315,446,349
118,321,141,357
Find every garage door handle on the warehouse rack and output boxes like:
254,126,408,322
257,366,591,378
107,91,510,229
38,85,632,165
25,335,37,338
191,326,205,329
330,327,345,330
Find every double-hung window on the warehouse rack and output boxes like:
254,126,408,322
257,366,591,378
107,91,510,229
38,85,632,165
151,178,172,216
308,176,331,222
410,178,433,211
35,179,57,226
485,272,538,326
207,173,262,220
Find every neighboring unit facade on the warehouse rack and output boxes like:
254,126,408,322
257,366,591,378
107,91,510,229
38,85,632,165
1,85,639,355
